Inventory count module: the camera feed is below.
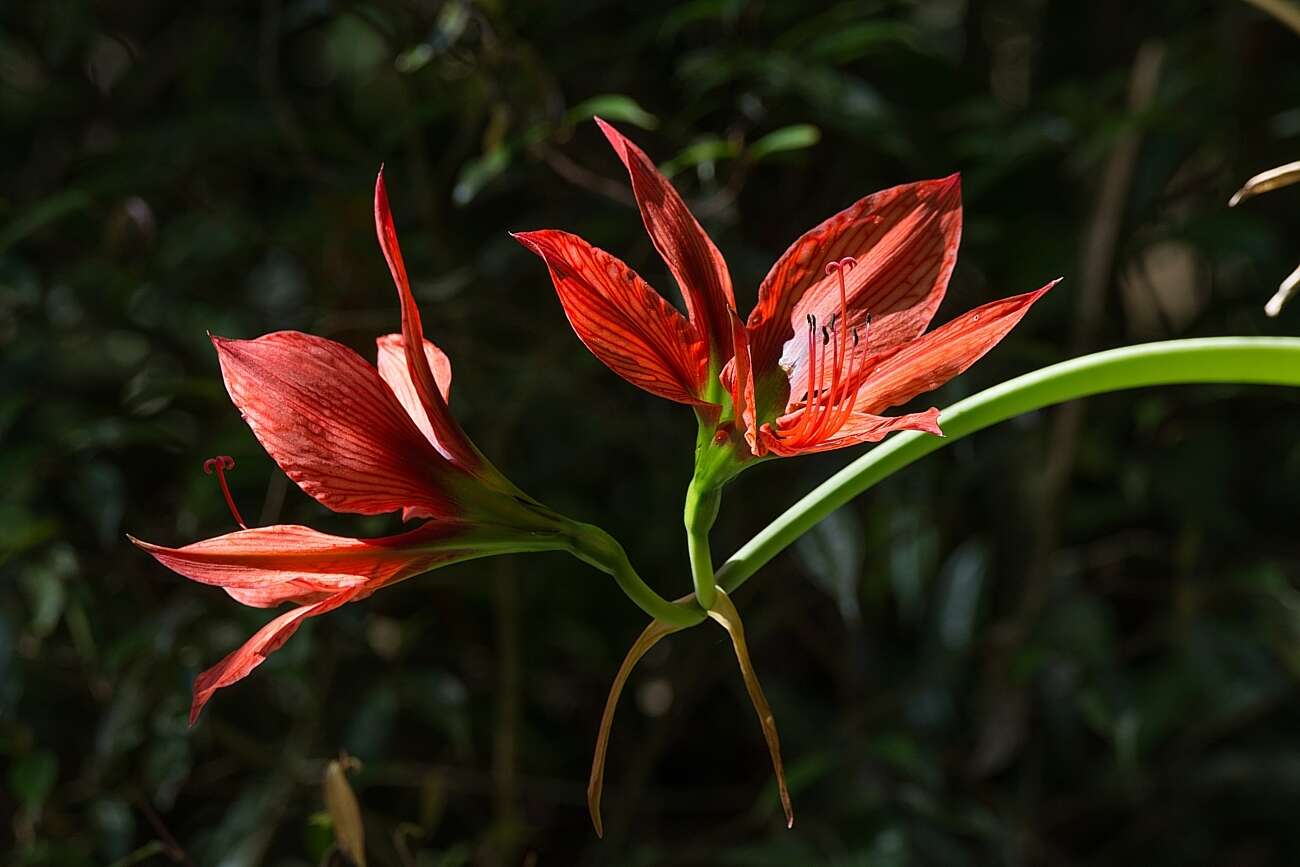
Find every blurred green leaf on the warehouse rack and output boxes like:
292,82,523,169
568,94,659,129
453,146,511,206
9,749,57,809
749,124,821,161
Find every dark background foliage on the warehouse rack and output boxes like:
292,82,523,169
4,0,1300,864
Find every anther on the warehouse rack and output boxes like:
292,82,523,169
821,325,830,346
852,328,860,347
203,455,248,529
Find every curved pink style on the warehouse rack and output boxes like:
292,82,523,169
518,119,1055,458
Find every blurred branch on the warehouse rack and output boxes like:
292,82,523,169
1027,39,1166,629
258,0,330,182
537,144,635,205
1240,0,1300,35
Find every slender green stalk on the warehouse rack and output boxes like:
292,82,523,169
684,478,721,609
717,337,1300,594
564,522,706,626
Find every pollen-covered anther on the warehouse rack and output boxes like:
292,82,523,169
203,455,248,530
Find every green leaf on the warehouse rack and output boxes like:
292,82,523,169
567,94,659,129
9,750,57,809
452,146,511,206
795,506,864,624
748,124,821,161
659,136,740,178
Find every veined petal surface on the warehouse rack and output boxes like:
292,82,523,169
748,176,962,373
596,117,735,358
213,331,455,519
515,229,710,405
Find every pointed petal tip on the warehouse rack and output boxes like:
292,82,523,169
510,229,543,253
593,115,628,155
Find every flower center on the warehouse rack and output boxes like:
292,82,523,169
203,455,248,529
779,257,869,442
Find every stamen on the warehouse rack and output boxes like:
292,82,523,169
203,455,248,529
782,258,863,445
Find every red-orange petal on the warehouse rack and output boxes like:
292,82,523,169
129,522,464,608
375,169,480,468
212,331,456,520
854,281,1057,415
761,407,942,456
188,587,362,724
514,229,712,406
595,117,736,358
722,308,761,453
377,334,453,448
747,175,962,376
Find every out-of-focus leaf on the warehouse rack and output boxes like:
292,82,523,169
660,135,740,177
0,189,92,254
748,124,821,161
452,146,510,206
9,749,57,809
933,540,987,652
568,94,659,129
323,755,366,867
796,505,864,623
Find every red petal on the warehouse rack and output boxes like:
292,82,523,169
375,169,480,468
761,408,942,456
129,522,463,608
377,334,453,448
722,309,760,453
514,229,711,406
212,331,456,519
855,282,1056,414
189,587,361,724
747,175,962,374
595,117,736,358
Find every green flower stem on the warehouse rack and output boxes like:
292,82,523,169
716,337,1300,594
684,477,722,609
565,521,707,627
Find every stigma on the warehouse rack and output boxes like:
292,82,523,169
203,455,248,529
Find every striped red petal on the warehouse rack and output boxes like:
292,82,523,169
595,117,736,359
761,408,942,456
375,169,480,469
212,331,456,520
723,308,759,450
188,586,362,724
514,229,711,406
747,175,962,375
377,333,453,448
129,522,464,608
854,282,1056,415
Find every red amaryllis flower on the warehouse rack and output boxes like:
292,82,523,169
133,171,595,724
516,119,1055,475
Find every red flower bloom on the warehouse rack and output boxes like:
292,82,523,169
517,120,1055,470
134,171,586,724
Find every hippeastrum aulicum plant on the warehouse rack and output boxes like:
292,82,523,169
131,170,702,725
517,118,1056,832
133,123,1300,840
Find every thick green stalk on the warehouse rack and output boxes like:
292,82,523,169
716,337,1300,594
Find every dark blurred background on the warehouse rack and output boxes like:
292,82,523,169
4,1,1300,864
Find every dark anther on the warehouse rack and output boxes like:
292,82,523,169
822,325,830,346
